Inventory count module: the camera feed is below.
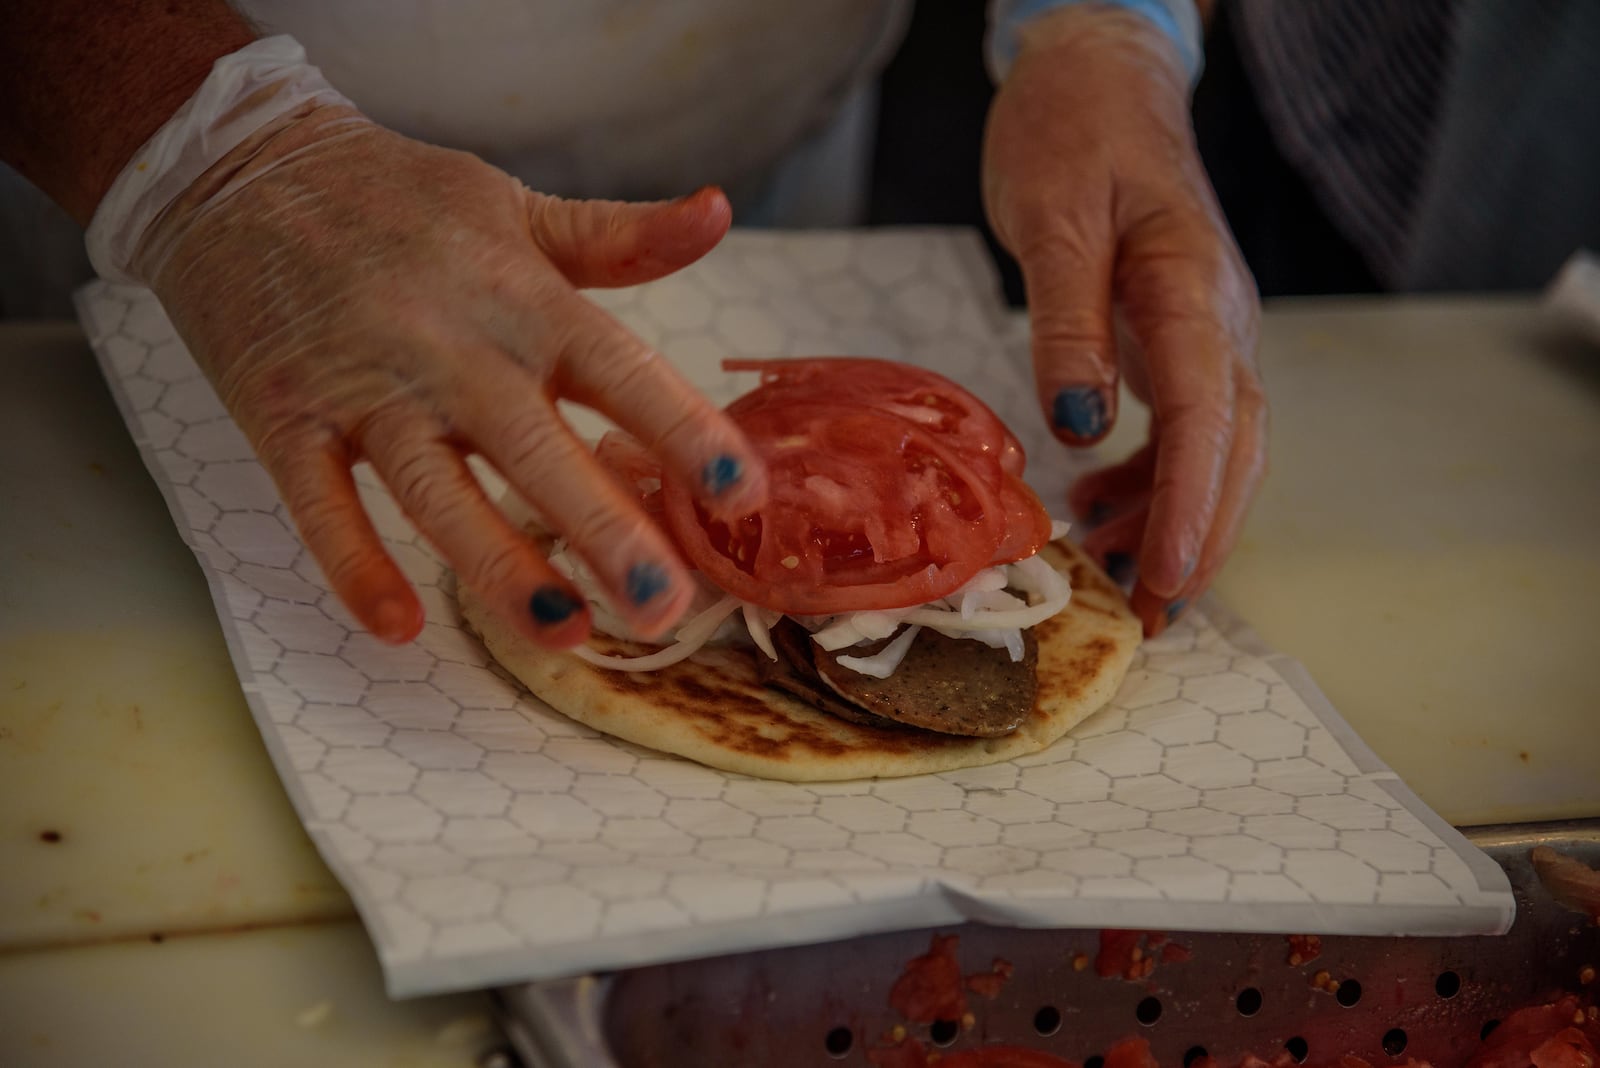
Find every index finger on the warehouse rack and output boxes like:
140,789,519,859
546,292,770,523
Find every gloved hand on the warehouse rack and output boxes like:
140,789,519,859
982,4,1267,637
103,47,768,650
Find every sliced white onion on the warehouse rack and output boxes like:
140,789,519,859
836,624,923,679
955,566,1008,594
1011,552,1073,599
568,540,1073,676
899,558,1071,632
812,609,908,651
571,596,741,671
926,626,1026,662
742,603,781,662
954,568,1008,618
959,588,1027,619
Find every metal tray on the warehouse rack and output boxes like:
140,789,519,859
494,821,1599,1067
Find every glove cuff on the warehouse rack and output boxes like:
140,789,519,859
987,0,1204,87
85,35,353,284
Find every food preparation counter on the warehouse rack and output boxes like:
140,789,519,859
1,294,1596,1065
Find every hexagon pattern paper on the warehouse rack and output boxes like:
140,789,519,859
74,230,1511,998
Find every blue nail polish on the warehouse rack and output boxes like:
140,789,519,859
1104,552,1136,586
1165,599,1189,625
529,586,581,625
626,562,670,605
701,454,742,496
1052,387,1107,439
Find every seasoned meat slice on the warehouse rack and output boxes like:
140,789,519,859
755,619,1035,737
755,619,915,731
814,627,1036,737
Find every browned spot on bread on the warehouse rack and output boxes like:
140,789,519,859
1035,632,1116,704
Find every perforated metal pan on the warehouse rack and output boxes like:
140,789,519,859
494,821,1600,1067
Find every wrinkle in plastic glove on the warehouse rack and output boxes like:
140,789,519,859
982,4,1267,637
128,103,769,649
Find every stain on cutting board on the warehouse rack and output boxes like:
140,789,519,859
0,631,355,952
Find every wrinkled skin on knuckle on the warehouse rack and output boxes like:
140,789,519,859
232,359,408,446
270,464,385,596
318,540,382,594
524,190,601,258
588,342,661,412
253,421,345,498
1117,213,1224,298
546,309,658,404
564,495,648,562
1158,388,1236,454
462,541,533,596
384,452,466,534
1032,307,1112,350
215,366,315,447
1013,221,1104,288
641,403,726,479
494,407,567,479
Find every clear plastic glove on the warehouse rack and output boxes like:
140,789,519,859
983,4,1266,637
126,100,769,649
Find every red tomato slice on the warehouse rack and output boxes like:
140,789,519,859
662,404,1005,613
992,474,1053,566
660,358,1052,615
594,430,665,523
724,358,1024,478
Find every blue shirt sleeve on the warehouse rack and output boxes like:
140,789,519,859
986,0,1204,86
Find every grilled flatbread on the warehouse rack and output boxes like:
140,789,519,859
459,539,1140,781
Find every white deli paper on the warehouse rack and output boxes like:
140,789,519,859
76,230,1512,998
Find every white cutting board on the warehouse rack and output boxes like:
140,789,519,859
1197,298,1600,827
0,325,352,951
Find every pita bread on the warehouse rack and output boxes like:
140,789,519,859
459,538,1141,781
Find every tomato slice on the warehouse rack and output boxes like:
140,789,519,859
662,405,1004,613
992,474,1052,566
659,358,1052,615
724,358,1024,479
594,430,665,524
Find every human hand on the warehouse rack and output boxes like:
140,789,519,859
131,104,768,649
982,4,1266,637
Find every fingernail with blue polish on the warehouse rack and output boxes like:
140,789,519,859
1052,387,1107,439
1104,552,1136,586
701,454,742,496
530,585,582,625
626,562,670,606
1165,598,1189,626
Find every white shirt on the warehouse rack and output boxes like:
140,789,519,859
233,0,911,204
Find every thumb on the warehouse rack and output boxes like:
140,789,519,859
1015,223,1122,446
527,185,732,289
